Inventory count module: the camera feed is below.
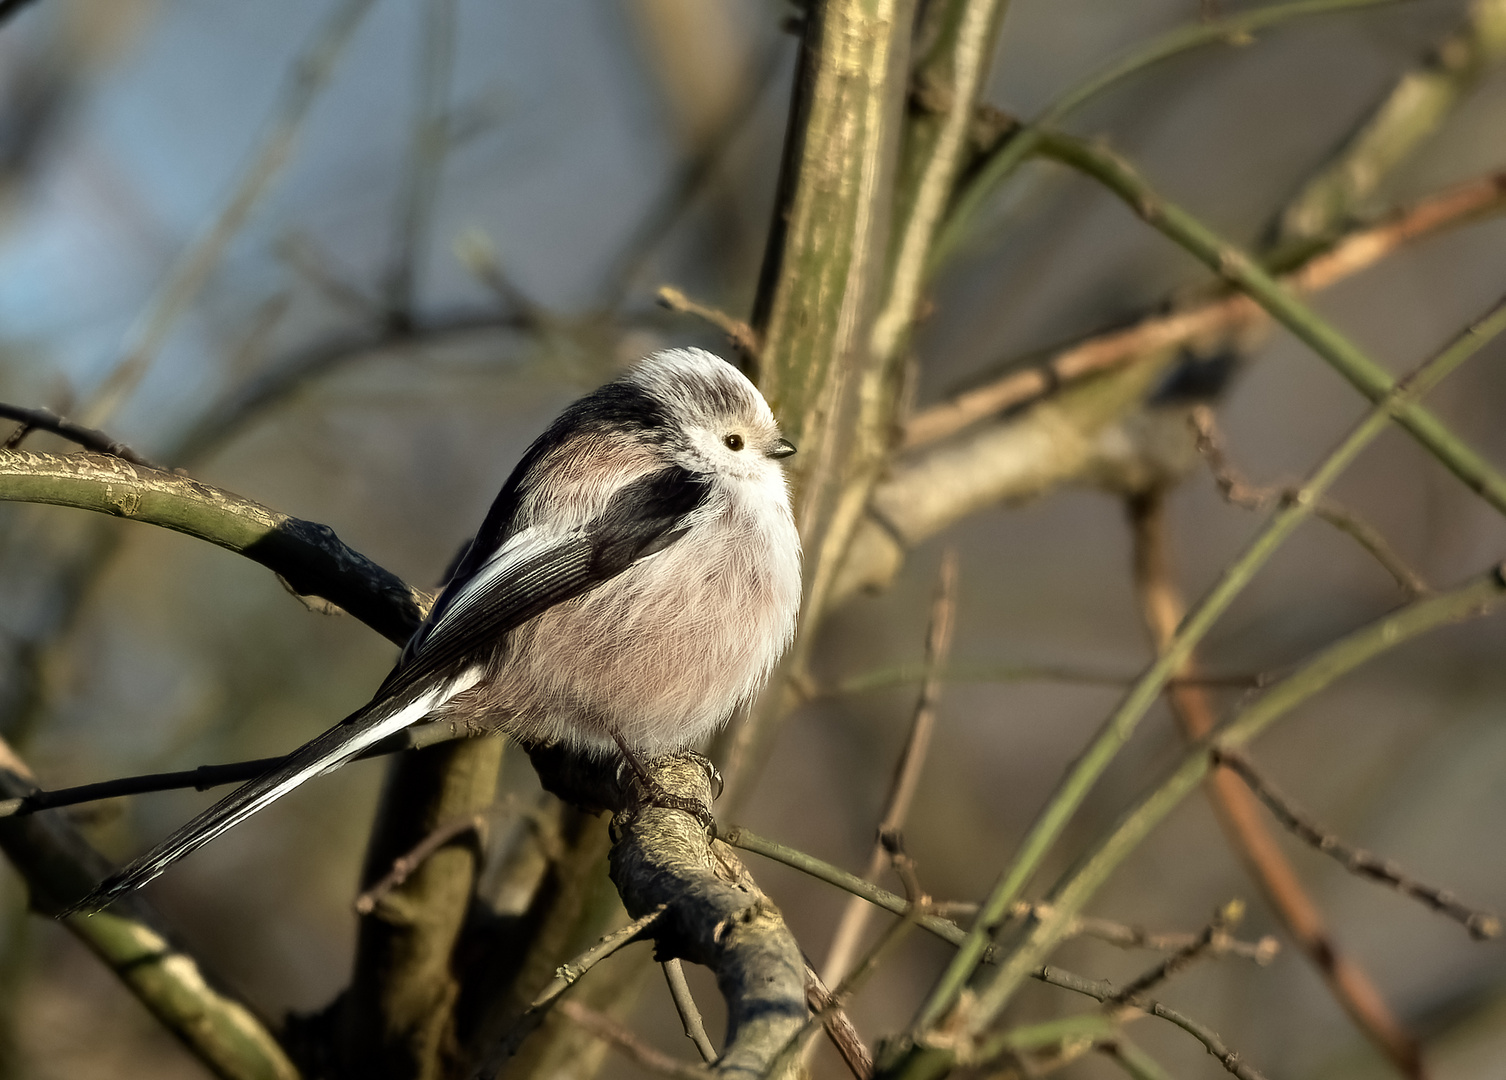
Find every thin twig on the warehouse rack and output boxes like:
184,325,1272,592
905,169,1506,448
726,829,1276,964
600,40,786,310
556,999,706,1080
821,550,957,984
383,0,456,327
0,717,476,819
83,0,379,425
656,286,760,362
662,959,718,1063
1129,487,1428,1078
830,661,1270,696
1106,901,1244,1004
908,296,1506,1050
1039,130,1506,518
1097,1037,1176,1080
804,964,874,1080
766,910,916,1080
1030,967,1271,1080
1213,748,1502,940
276,233,379,317
354,812,487,914
476,906,668,1076
0,404,164,469
1190,406,1432,596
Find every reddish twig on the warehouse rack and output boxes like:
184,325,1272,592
903,170,1506,449
1129,489,1429,1080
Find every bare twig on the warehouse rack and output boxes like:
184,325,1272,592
276,232,379,317
557,999,707,1080
1031,966,1271,1080
657,285,760,362
1190,406,1432,596
728,828,1277,966
354,812,487,915
1067,909,1277,964
0,716,479,819
663,959,718,1063
1213,749,1502,940
1097,1037,1176,1080
804,965,874,1080
474,907,668,1077
601,40,786,309
1106,901,1245,1004
384,0,456,327
904,169,1506,449
0,404,163,468
84,0,379,424
821,550,957,984
768,911,915,1080
453,230,548,329
1128,489,1429,1078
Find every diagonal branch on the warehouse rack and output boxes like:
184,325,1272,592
1214,748,1502,940
0,737,299,1080
1037,130,1506,518
904,169,1506,449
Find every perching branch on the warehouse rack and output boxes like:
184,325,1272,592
609,757,808,1078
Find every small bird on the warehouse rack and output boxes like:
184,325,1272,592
71,348,802,913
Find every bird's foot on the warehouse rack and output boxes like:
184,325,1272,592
611,735,719,832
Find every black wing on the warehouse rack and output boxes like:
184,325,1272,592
379,464,712,699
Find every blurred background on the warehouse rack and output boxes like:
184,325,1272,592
0,0,1503,1077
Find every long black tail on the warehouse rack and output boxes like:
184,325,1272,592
65,675,467,915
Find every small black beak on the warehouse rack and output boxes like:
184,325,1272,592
768,438,797,459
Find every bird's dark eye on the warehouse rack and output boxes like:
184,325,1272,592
723,433,744,451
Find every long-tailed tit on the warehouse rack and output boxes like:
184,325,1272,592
72,348,801,912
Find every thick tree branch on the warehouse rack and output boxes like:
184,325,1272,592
0,449,427,644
